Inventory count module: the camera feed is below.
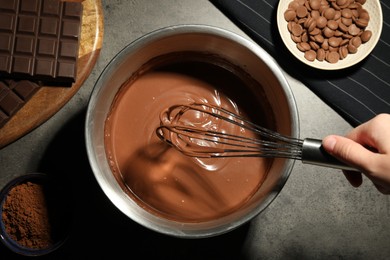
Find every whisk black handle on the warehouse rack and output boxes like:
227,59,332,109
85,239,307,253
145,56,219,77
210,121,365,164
301,138,356,171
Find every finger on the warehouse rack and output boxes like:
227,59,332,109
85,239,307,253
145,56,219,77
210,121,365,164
322,135,376,171
347,114,390,154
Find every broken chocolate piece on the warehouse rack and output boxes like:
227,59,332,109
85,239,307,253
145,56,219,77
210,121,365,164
0,80,41,128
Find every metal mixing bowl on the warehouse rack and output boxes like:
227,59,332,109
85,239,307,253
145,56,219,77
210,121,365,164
85,24,299,238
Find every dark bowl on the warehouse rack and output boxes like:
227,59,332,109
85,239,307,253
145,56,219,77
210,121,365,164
0,173,70,256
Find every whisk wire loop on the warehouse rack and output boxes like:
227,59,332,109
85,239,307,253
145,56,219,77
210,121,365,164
156,103,304,159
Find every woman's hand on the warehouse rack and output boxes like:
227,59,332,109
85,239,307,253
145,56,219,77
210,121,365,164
322,114,390,194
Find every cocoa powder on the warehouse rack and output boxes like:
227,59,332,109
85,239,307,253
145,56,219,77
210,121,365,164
1,179,67,250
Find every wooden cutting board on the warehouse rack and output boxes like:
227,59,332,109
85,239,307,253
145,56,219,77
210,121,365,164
0,0,104,149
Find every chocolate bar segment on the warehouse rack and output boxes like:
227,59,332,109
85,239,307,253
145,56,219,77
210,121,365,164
0,80,41,128
0,0,83,85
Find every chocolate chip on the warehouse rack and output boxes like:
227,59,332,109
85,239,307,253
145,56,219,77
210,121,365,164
283,0,372,63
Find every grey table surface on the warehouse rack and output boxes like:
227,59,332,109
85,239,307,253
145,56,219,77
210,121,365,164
1,0,389,259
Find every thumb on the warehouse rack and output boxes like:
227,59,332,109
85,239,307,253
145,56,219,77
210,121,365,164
322,135,374,170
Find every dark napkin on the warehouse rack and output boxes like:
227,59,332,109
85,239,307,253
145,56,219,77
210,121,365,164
210,0,390,127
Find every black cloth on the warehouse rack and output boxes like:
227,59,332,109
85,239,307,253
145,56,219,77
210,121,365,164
210,0,390,127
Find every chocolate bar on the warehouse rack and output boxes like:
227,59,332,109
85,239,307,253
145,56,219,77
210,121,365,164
0,0,83,85
0,80,40,128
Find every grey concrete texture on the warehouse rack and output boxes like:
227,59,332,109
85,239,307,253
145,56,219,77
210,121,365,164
0,0,389,259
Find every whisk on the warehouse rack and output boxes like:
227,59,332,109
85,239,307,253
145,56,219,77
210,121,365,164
156,103,355,171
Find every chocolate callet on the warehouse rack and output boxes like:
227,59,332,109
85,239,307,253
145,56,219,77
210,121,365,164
0,0,83,85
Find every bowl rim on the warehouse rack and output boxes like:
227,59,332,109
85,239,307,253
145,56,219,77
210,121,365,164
276,0,383,70
85,24,300,238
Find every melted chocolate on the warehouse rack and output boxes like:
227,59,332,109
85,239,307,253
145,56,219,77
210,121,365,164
104,53,275,222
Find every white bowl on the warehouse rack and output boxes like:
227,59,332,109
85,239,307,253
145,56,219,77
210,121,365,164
276,0,383,70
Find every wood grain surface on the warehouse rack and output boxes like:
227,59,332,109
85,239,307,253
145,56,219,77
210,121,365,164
0,0,104,149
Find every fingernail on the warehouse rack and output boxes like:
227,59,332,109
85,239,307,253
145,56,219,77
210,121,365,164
323,136,337,151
